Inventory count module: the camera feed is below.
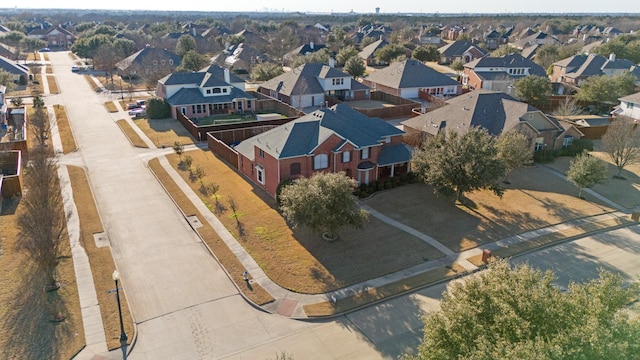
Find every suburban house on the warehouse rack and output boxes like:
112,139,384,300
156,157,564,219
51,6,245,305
483,28,511,50
358,38,389,66
258,63,370,109
213,42,270,75
462,53,547,92
551,53,640,86
512,31,561,49
361,59,462,99
351,23,392,44
437,40,488,64
401,89,583,151
612,91,640,122
27,25,76,49
116,46,182,79
235,104,412,197
0,55,29,85
156,65,256,120
283,42,327,64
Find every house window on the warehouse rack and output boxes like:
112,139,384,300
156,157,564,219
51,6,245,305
361,147,369,160
191,105,196,113
206,89,211,94
259,149,264,158
223,88,228,93
290,162,301,175
563,135,574,148
161,60,166,65
342,151,351,163
314,154,329,170
247,101,252,109
534,137,545,151
213,88,221,94
181,107,187,115
332,78,344,86
256,165,265,184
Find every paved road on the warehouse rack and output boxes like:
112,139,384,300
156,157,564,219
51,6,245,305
48,51,640,360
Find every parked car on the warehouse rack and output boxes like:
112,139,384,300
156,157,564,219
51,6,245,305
38,47,50,52
136,99,146,106
71,65,79,72
129,108,146,117
126,103,139,110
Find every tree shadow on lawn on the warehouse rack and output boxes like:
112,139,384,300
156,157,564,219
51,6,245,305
1,261,74,359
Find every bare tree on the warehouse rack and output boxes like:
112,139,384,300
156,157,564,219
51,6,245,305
29,106,50,147
93,44,123,89
17,146,67,291
602,117,640,178
553,97,583,118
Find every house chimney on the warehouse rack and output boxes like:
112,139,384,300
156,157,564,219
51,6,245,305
224,68,230,83
329,57,335,68
310,41,314,50
609,53,616,61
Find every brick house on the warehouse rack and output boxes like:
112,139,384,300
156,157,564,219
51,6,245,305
27,25,76,49
401,89,583,151
462,53,547,92
235,104,412,197
551,53,640,86
156,64,256,120
438,40,487,65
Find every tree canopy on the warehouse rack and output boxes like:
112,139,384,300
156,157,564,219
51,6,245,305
574,73,637,108
176,50,209,72
278,172,369,238
250,62,283,81
344,56,366,79
375,43,406,63
411,128,505,202
514,75,552,107
566,151,608,198
496,130,533,182
601,117,640,178
402,260,640,360
336,45,359,66
412,45,440,62
176,34,197,56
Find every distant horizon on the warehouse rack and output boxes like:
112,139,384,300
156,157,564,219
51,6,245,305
2,1,640,15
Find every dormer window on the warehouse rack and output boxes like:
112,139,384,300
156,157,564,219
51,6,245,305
213,88,221,94
223,88,228,93
332,78,344,86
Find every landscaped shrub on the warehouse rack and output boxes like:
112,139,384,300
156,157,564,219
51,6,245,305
275,178,295,208
146,97,171,119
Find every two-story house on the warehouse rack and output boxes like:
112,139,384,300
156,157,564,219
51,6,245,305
362,59,462,99
462,53,547,92
259,63,370,109
612,91,640,122
156,65,256,120
552,53,640,86
438,40,488,65
235,104,412,197
27,25,76,49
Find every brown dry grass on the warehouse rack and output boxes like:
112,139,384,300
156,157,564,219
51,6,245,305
303,262,467,317
133,118,195,147
148,158,274,305
43,53,49,61
104,101,118,113
46,65,53,74
0,181,84,359
26,52,39,61
545,149,640,209
162,150,442,293
47,75,60,94
84,75,101,92
66,166,135,350
53,104,77,154
8,81,44,97
364,166,614,252
116,119,148,148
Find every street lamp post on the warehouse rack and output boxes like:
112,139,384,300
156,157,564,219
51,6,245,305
112,270,128,359
119,77,124,101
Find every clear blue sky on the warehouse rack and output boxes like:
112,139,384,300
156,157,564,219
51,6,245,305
4,0,640,14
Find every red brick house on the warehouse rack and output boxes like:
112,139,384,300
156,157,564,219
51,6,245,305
27,25,76,49
235,104,412,197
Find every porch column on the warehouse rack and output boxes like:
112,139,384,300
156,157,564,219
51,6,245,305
390,164,395,177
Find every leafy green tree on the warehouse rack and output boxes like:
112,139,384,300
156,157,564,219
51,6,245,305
0,31,26,59
496,130,533,182
344,56,366,79
146,97,171,119
601,117,640,178
176,34,197,56
574,73,637,108
514,75,552,107
566,150,608,198
173,141,184,161
411,128,505,202
327,28,352,52
0,69,16,92
412,45,440,62
250,62,283,81
291,48,332,67
450,59,464,75
402,259,640,360
279,172,369,239
375,44,406,64
491,45,521,57
176,50,209,72
23,37,47,56
336,45,359,66
534,44,560,70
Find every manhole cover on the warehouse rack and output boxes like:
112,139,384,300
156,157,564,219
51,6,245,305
93,232,109,248
187,215,203,229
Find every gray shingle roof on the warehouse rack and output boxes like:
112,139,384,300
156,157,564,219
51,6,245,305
0,55,28,75
236,103,404,161
358,39,388,60
438,40,486,58
364,58,460,89
465,54,546,77
166,86,254,106
377,143,414,166
401,89,543,136
619,91,640,104
260,63,359,97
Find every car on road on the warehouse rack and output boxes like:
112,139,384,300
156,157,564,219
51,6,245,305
71,65,79,72
38,47,51,52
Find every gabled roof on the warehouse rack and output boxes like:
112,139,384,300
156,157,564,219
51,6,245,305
364,58,460,89
521,44,541,60
116,47,182,71
619,91,640,104
438,40,487,58
285,43,327,58
236,103,404,161
556,53,638,80
200,64,244,83
159,64,245,87
465,53,547,77
0,55,29,75
401,89,557,137
358,39,388,60
260,63,361,97
166,86,254,106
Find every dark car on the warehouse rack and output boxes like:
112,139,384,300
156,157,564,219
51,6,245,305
38,47,51,52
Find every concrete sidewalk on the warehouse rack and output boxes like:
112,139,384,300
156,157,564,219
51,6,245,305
152,147,635,319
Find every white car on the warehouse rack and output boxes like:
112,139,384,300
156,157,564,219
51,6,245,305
128,108,146,117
